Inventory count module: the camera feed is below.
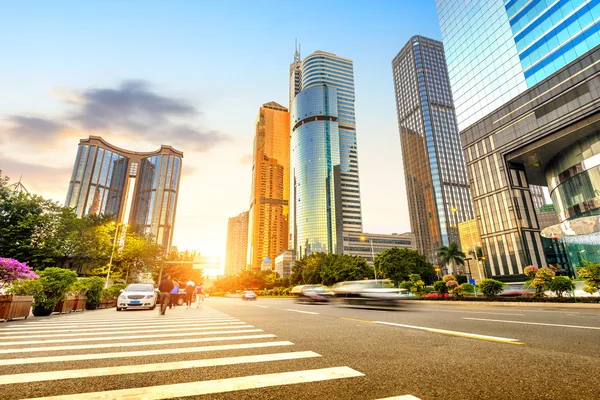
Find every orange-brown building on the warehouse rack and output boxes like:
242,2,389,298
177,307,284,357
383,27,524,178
247,102,290,271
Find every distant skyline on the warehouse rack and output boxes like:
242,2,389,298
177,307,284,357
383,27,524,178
0,1,442,271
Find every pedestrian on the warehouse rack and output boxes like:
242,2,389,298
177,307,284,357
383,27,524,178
195,284,205,308
158,274,174,315
185,278,195,309
170,279,180,309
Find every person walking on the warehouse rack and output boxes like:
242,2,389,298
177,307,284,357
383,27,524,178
170,280,180,309
158,274,174,315
195,284,205,308
185,279,195,308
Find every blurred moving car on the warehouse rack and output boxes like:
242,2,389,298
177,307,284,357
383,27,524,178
332,280,409,309
117,284,157,311
242,290,257,301
499,284,535,297
291,285,331,303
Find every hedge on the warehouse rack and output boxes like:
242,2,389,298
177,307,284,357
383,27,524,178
410,296,600,303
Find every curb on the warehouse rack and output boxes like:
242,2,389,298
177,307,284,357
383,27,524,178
404,300,600,309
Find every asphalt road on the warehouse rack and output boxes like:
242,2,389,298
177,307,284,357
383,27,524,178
0,298,599,399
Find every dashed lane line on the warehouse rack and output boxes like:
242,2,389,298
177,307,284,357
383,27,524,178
375,321,523,344
463,317,600,330
0,351,322,385
23,366,364,400
0,340,294,366
340,317,374,324
282,309,319,315
251,304,270,308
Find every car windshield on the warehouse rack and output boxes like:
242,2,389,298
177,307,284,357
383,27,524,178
124,284,153,292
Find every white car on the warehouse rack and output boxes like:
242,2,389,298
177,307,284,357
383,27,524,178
117,284,158,311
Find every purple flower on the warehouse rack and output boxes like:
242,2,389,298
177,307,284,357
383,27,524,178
0,258,38,290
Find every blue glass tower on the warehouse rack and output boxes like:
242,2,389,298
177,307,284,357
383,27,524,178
436,0,600,130
289,50,363,257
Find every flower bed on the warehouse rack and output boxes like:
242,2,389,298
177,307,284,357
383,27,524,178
0,294,33,321
410,296,600,303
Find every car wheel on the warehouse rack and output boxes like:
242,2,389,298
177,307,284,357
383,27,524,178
116,307,122,311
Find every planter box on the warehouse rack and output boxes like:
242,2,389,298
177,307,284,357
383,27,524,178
73,295,87,312
98,298,117,309
54,296,77,314
0,295,33,322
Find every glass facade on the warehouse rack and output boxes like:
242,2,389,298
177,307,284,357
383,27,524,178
65,136,183,251
225,211,249,276
392,36,474,262
436,0,600,130
290,50,363,241
247,102,290,271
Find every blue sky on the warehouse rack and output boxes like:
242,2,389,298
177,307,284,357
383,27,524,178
0,1,442,269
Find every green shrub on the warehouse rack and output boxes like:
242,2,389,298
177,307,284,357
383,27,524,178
456,275,468,285
547,276,574,298
10,268,78,315
578,261,600,295
102,283,126,299
433,280,448,294
83,277,106,307
479,279,504,296
456,283,477,297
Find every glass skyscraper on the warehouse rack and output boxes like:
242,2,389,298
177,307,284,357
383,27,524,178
65,136,183,250
289,50,363,257
392,36,473,262
436,0,600,130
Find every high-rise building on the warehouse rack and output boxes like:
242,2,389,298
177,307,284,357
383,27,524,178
436,0,600,130
342,232,414,265
457,219,485,282
65,136,183,250
392,36,473,262
224,211,249,276
289,50,363,257
247,102,290,271
435,1,600,279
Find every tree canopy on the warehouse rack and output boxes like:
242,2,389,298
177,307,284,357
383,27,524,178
437,242,466,275
374,247,436,287
289,252,373,286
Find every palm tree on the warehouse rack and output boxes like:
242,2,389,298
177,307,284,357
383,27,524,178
437,242,466,276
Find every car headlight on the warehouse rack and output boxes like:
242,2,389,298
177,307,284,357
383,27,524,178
144,295,154,299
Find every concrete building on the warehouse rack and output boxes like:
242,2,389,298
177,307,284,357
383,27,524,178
275,250,295,278
392,36,473,262
289,50,363,257
224,211,249,276
65,136,183,250
247,102,290,271
342,232,414,264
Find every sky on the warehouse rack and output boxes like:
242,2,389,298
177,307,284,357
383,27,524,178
0,0,442,272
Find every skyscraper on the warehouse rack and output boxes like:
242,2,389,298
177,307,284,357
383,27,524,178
225,211,249,276
289,50,363,257
436,0,600,130
392,36,473,262
65,136,183,250
247,102,290,271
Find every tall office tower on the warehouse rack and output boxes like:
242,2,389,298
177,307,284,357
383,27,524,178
530,185,546,210
435,1,600,278
289,50,363,257
224,211,249,276
392,36,473,262
247,102,290,271
65,136,183,250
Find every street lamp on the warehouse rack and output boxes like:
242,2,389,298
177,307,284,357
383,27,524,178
360,235,378,283
106,222,127,289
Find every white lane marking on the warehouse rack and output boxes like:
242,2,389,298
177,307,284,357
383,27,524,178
26,316,230,324
420,308,525,316
0,341,294,366
4,319,238,330
464,317,600,330
376,396,421,400
0,333,273,354
0,321,246,334
0,324,252,339
252,305,270,308
375,321,522,344
284,309,319,315
24,366,364,399
0,351,322,385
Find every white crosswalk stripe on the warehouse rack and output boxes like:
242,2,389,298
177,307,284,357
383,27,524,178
0,306,365,399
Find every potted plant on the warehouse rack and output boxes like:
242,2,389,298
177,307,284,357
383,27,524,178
11,267,78,316
99,283,125,308
84,276,106,310
0,257,37,322
70,279,89,312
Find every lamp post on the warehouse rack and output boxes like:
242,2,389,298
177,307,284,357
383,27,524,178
360,235,378,283
105,222,126,289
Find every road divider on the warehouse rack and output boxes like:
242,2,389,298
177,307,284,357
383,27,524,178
463,317,600,330
374,321,523,344
23,367,364,400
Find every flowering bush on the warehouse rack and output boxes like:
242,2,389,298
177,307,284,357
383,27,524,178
0,258,38,291
527,267,555,297
445,280,459,294
578,261,600,295
524,265,539,277
443,274,456,283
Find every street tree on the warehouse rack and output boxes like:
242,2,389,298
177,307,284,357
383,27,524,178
374,248,436,287
437,242,466,275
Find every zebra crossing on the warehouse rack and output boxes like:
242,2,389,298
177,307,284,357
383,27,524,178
0,307,369,399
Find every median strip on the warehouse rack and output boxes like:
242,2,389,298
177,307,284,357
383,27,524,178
463,317,600,330
374,321,523,344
